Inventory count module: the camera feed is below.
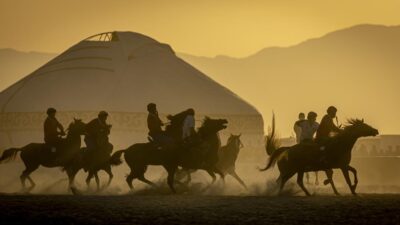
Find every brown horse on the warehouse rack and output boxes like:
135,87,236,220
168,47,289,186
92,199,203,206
179,134,248,190
110,117,228,193
0,119,87,192
261,117,378,196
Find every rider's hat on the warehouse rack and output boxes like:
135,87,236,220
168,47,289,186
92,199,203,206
98,111,108,117
47,107,56,115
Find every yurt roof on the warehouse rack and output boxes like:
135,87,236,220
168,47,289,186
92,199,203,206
0,31,260,115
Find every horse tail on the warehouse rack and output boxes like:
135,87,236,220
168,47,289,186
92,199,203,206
109,150,126,166
259,147,288,171
0,148,22,163
265,112,279,156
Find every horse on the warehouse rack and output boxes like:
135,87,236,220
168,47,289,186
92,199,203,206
179,134,248,190
260,117,378,196
110,116,228,193
0,119,87,192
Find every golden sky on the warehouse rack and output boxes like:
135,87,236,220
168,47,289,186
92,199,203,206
1,0,400,57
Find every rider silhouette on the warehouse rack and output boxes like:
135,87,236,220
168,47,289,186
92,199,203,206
316,106,341,144
44,107,65,153
299,111,319,143
294,112,306,144
85,111,112,152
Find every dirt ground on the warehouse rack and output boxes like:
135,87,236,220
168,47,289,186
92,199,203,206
0,194,399,225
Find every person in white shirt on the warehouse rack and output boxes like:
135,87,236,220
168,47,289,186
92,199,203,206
294,112,306,144
182,108,195,140
300,111,319,143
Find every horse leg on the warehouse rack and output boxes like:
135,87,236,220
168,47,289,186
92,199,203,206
206,170,217,185
94,172,100,192
165,166,177,193
314,171,319,185
104,166,114,188
297,172,311,196
138,175,157,188
229,170,248,190
20,165,38,192
325,169,340,195
86,171,94,190
341,167,356,195
347,166,358,192
278,172,296,195
323,169,334,185
126,171,136,191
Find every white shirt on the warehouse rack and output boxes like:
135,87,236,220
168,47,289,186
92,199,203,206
182,115,195,139
300,121,319,142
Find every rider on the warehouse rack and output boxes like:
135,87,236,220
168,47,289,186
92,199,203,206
182,108,196,141
147,103,167,144
316,106,342,144
44,107,65,153
299,111,319,143
293,112,306,144
85,111,112,153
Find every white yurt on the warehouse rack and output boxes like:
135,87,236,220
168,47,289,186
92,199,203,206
0,31,264,151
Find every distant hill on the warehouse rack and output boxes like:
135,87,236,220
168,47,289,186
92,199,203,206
178,24,400,135
1,24,400,135
0,49,56,91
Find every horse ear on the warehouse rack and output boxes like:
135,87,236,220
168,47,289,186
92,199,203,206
238,133,242,137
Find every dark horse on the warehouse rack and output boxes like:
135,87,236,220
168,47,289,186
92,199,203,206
179,134,248,190
0,119,87,192
111,116,228,193
260,117,378,196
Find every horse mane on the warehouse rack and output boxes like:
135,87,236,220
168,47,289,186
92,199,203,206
343,118,364,130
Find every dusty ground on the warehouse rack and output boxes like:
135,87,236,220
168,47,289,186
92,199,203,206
0,194,399,225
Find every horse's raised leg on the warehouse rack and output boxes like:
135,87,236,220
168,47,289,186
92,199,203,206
341,167,356,195
325,169,340,195
297,172,311,196
229,170,248,190
347,166,358,192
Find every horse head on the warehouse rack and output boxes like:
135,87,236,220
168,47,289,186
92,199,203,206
67,118,87,136
344,118,379,138
227,134,244,149
199,117,228,135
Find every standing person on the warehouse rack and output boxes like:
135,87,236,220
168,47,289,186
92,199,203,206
300,111,320,185
300,111,319,143
294,113,306,144
182,108,196,140
316,106,342,144
44,107,65,153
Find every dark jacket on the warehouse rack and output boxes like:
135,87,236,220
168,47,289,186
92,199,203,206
316,115,341,141
44,116,64,144
85,118,110,147
147,113,163,136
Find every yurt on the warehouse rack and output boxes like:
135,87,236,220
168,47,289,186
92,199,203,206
0,31,264,151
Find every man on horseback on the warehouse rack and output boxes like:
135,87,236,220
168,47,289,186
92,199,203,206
147,103,172,147
44,107,66,153
85,111,112,152
316,106,342,144
182,108,196,141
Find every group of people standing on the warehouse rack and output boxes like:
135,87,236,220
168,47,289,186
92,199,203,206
294,106,342,145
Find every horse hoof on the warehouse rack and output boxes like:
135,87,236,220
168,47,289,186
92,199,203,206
323,179,330,185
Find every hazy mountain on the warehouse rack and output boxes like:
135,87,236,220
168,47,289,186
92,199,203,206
0,48,56,91
178,24,400,135
1,24,400,135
